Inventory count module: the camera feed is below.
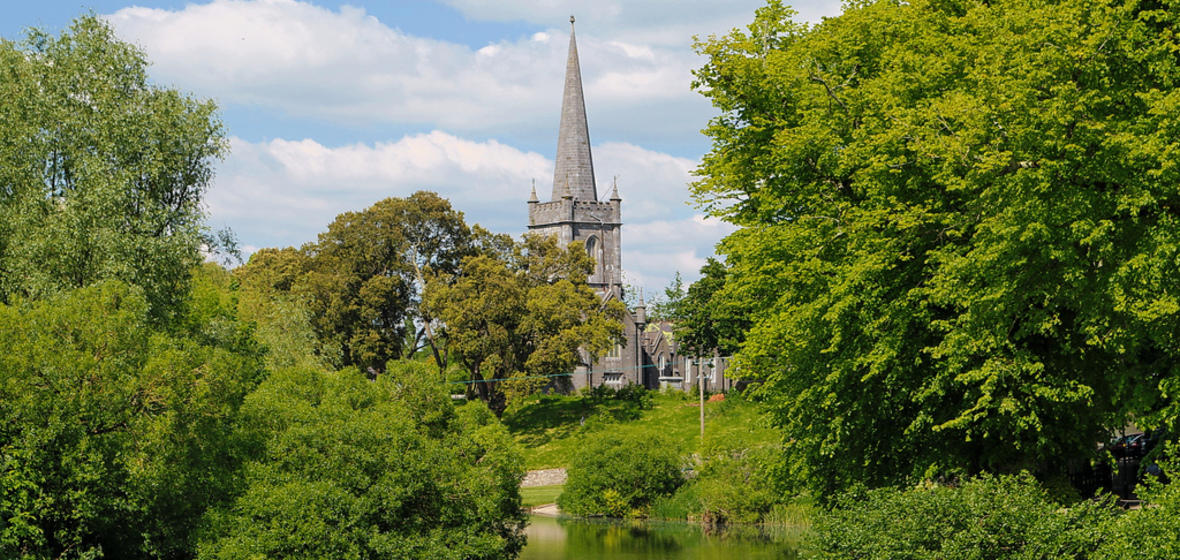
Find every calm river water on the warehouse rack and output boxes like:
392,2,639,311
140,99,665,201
519,514,804,559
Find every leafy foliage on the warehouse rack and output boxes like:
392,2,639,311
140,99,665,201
810,474,1116,560
676,258,750,357
0,280,264,560
234,191,473,373
691,443,783,524
557,431,684,517
648,272,685,323
0,16,226,323
1092,456,1180,560
424,234,625,415
694,0,1180,492
197,363,526,560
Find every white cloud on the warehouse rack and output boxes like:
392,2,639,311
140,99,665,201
437,0,845,46
207,132,549,248
107,0,709,141
591,142,697,220
207,133,729,291
622,215,739,286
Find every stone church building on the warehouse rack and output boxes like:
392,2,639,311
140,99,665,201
529,18,731,393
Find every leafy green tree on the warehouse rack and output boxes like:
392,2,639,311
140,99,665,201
0,16,226,323
235,192,473,373
0,280,264,560
423,234,625,415
676,258,749,357
197,363,525,560
233,247,338,370
694,0,1180,492
647,272,685,323
557,431,684,518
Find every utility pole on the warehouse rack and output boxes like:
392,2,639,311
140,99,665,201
699,357,706,444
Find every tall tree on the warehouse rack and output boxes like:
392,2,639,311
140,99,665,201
694,0,1180,492
676,258,749,357
235,192,473,373
648,272,686,323
0,16,226,323
423,234,626,415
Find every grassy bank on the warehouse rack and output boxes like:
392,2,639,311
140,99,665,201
521,485,564,508
503,389,779,470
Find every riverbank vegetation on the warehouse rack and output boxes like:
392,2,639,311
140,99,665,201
12,0,1180,556
0,18,527,560
505,386,779,470
505,387,806,524
679,0,1180,553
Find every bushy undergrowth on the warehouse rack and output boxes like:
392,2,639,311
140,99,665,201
1092,458,1180,560
651,444,809,525
692,443,782,524
648,423,798,525
809,473,1116,560
557,431,684,517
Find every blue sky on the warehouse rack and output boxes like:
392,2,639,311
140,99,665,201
6,0,843,295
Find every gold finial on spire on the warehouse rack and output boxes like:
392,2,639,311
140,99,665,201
570,15,575,25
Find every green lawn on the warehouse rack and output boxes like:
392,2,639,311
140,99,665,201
520,485,564,507
504,391,779,470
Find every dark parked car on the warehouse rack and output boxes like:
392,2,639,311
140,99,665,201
1109,430,1169,459
1109,433,1145,458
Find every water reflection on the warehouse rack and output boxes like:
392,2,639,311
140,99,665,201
520,514,803,560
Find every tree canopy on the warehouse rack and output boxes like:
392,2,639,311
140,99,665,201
694,0,1180,492
0,15,226,323
0,18,529,559
0,278,265,560
235,191,474,373
424,233,626,415
198,364,525,560
675,258,749,357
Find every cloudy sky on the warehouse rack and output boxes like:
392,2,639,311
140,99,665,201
7,0,843,295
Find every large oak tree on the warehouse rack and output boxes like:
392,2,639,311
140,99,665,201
694,0,1180,492
235,191,474,373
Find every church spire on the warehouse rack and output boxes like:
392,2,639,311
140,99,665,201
551,16,596,202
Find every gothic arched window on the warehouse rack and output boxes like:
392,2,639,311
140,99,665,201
585,235,600,277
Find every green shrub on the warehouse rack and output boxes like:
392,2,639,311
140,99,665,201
197,362,526,559
649,483,701,520
615,384,652,410
580,384,616,401
694,444,782,524
810,473,1116,560
557,431,684,517
1093,456,1180,560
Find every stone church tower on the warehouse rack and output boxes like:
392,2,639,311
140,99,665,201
525,18,736,394
527,16,622,296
